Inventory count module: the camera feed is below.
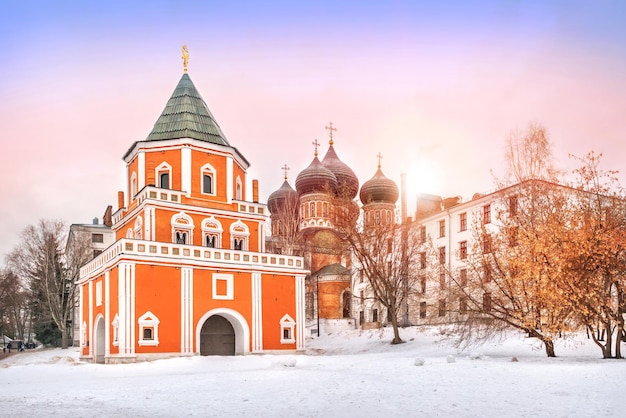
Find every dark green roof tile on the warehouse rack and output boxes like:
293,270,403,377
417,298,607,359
146,73,230,145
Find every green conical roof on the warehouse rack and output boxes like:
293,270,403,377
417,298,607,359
146,73,230,145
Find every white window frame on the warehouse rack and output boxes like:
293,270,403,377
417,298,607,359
280,314,296,344
138,311,160,346
171,212,194,245
112,314,119,346
200,163,217,196
202,216,223,248
212,273,234,300
130,171,137,198
156,162,172,190
134,216,143,240
235,176,243,200
230,220,250,251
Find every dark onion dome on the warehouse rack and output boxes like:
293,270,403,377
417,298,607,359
268,179,298,214
321,143,359,199
359,166,399,204
295,156,338,195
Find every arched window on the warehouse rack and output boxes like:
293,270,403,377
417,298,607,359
171,212,194,245
230,220,250,251
236,176,243,200
200,163,216,196
202,216,223,248
134,216,142,240
280,314,296,344
156,162,172,190
130,172,137,198
310,202,316,217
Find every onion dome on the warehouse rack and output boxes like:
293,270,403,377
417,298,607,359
360,166,399,204
295,156,338,195
268,179,298,214
321,143,359,199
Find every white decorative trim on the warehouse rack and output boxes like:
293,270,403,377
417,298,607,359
212,273,234,300
201,216,223,248
181,147,191,194
230,220,250,251
251,273,262,352
137,152,145,191
280,314,296,344
296,275,306,349
96,280,103,307
134,216,142,240
235,176,243,200
130,172,137,199
156,162,172,189
112,313,119,347
180,268,193,353
171,211,194,244
138,311,160,346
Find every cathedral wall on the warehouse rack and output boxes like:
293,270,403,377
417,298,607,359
318,281,350,319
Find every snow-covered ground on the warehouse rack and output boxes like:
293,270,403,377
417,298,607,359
1,327,622,417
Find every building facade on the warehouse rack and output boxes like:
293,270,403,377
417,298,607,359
78,67,308,363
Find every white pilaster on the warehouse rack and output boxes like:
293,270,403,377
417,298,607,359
182,147,192,194
105,271,110,356
226,156,234,202
180,267,194,353
296,274,306,350
118,262,136,355
88,281,94,358
251,272,263,352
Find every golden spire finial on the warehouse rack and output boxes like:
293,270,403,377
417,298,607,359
182,44,189,73
281,164,290,180
312,139,320,157
377,152,383,169
325,122,337,145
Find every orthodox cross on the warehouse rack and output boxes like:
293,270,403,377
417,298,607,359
325,122,337,145
312,138,320,157
281,164,290,180
182,44,189,73
377,152,383,168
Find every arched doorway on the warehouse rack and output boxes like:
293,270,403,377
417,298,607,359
94,316,106,364
200,315,235,356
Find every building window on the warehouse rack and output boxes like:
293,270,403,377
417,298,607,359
230,220,250,251
508,226,519,247
482,234,492,254
156,162,172,190
439,246,446,265
359,311,364,325
112,314,119,346
93,249,102,258
212,273,234,300
138,311,160,346
202,216,223,249
459,297,467,314
235,177,242,200
459,268,467,287
419,302,427,319
483,265,492,283
439,270,446,290
438,300,446,317
280,314,296,344
92,233,104,243
483,292,492,312
439,220,445,238
134,216,142,240
342,292,351,318
459,212,467,231
130,172,137,198
372,308,378,323
483,204,491,224
509,195,518,216
310,202,316,217
419,225,426,244
420,276,426,294
200,163,217,196
203,174,213,194
419,252,426,269
171,212,194,245
459,240,467,260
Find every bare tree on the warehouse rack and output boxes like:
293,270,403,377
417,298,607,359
8,220,93,348
336,206,420,344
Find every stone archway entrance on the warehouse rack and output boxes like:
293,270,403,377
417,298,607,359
94,316,105,364
200,315,235,356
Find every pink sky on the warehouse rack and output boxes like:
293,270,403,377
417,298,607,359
1,1,626,258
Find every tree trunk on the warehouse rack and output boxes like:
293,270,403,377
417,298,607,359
543,337,556,357
60,326,68,349
615,324,623,359
389,310,404,345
